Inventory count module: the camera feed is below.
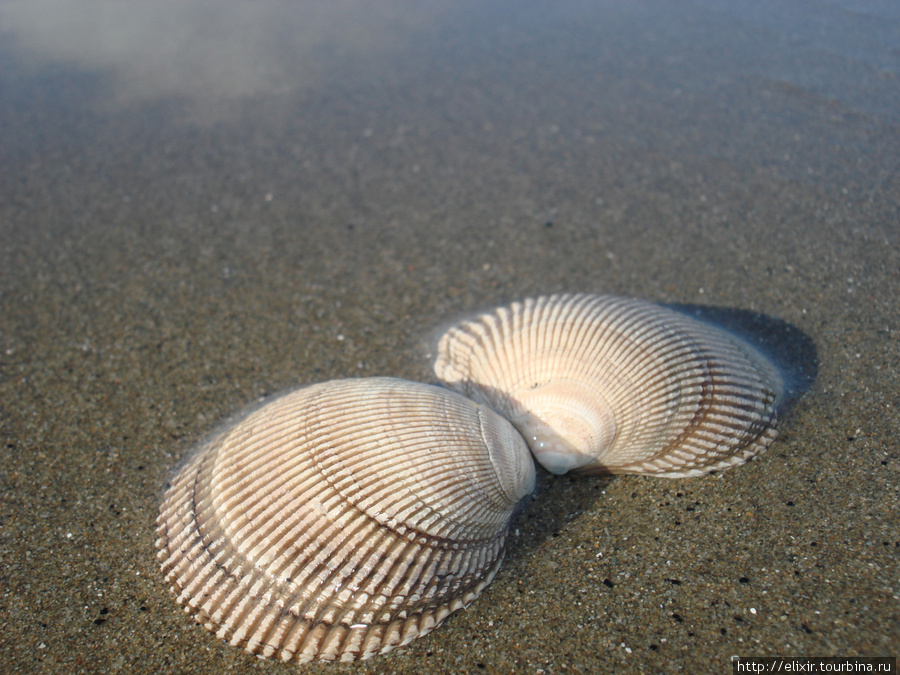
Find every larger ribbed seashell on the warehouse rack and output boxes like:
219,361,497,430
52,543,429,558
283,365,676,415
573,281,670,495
434,294,783,477
156,377,534,663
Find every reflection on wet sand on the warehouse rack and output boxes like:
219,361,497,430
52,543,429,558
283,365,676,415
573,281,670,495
0,0,449,114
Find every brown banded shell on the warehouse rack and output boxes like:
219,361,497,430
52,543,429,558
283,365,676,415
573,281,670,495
434,294,783,477
156,377,535,663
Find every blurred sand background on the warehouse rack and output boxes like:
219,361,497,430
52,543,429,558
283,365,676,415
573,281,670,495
0,1,897,672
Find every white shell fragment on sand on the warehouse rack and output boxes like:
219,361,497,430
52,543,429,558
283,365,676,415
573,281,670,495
156,377,535,663
434,294,784,477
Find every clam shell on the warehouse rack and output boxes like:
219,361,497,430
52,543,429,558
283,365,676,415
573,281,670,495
434,294,783,477
156,377,534,663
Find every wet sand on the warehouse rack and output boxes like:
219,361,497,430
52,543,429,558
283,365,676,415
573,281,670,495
1,1,897,672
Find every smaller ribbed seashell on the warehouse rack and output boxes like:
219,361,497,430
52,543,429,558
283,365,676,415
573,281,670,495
156,377,534,663
434,294,784,477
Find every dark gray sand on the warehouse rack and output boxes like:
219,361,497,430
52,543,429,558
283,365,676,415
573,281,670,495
1,1,898,672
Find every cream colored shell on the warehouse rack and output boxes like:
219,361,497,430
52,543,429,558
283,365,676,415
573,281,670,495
156,377,535,663
434,294,783,477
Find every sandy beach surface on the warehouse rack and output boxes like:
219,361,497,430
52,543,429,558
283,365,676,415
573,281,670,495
1,1,897,672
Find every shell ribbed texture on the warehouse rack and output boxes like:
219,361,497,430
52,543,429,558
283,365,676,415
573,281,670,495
156,377,534,663
434,294,783,477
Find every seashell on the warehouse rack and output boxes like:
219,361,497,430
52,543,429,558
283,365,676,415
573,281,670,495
434,294,783,477
156,377,534,663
